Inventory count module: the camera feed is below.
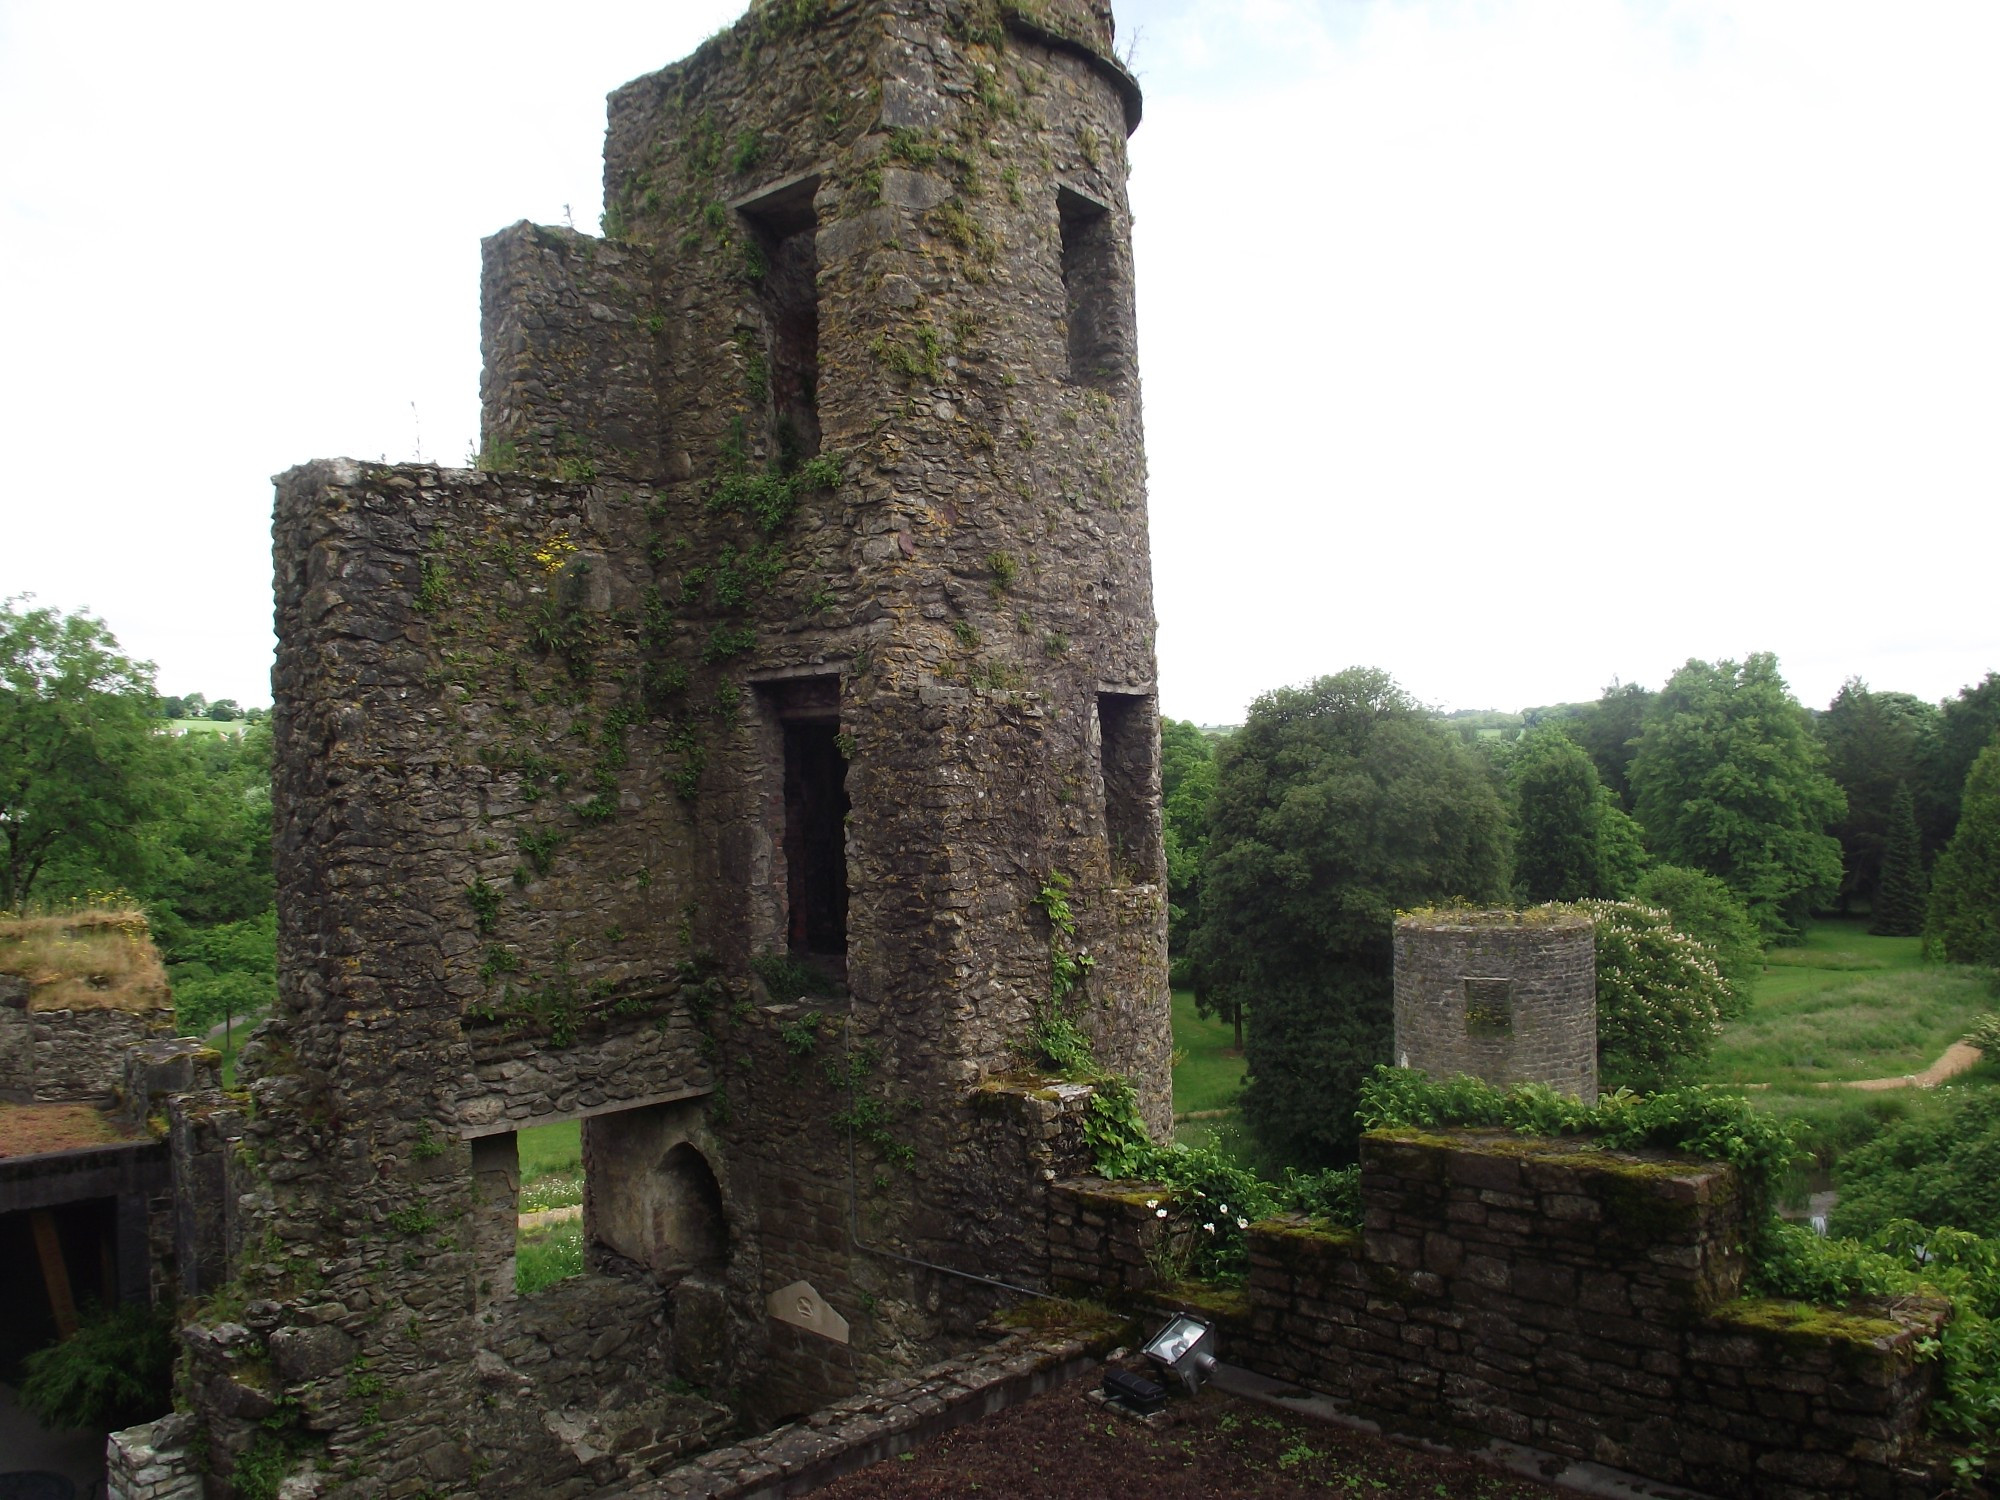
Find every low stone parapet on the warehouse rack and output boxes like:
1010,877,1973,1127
1053,1130,1952,1499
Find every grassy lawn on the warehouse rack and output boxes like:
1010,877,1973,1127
1171,988,1250,1154
515,1120,586,1293
1171,988,1244,1116
1706,918,1993,1089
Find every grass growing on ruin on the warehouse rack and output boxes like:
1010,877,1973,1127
0,908,169,1013
516,1219,584,1295
1704,921,1991,1088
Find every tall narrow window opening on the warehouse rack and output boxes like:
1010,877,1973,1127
1097,691,1160,879
757,675,849,963
783,720,849,957
738,174,821,466
1058,185,1123,387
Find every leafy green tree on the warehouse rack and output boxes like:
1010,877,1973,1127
1832,1085,2000,1240
168,907,278,1036
1628,654,1844,941
179,692,207,720
1508,727,1598,900
1191,668,1511,1166
1507,726,1645,901
1159,718,1216,964
1871,782,1927,937
1595,797,1647,899
137,723,274,945
1581,899,1741,1093
1927,734,2000,964
1563,680,1653,810
206,697,241,722
1817,679,1937,913
1923,672,2000,856
156,694,187,720
1633,864,1762,985
0,599,166,910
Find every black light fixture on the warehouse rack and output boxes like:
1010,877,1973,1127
1141,1313,1217,1394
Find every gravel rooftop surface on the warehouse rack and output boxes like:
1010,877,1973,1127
813,1368,1568,1500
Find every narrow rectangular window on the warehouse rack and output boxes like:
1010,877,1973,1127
738,174,821,466
1097,691,1160,880
783,721,849,955
757,676,848,962
1058,185,1123,387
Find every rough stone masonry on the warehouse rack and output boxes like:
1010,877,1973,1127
175,1,1171,1495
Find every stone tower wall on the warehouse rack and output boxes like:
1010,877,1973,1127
1393,910,1596,1103
186,3,1171,1494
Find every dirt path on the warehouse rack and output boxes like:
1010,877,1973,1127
1830,1040,1984,1091
518,1204,581,1230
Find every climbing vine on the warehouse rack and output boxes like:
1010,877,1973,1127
1028,871,1095,1072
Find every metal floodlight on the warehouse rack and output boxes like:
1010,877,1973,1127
1141,1313,1217,1395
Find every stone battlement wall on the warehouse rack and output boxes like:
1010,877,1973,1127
1056,1128,1948,1500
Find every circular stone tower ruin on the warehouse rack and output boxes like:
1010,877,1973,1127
1393,909,1596,1104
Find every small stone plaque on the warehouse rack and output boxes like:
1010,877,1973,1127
767,1279,850,1345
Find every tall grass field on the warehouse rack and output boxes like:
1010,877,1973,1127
1706,920,1990,1089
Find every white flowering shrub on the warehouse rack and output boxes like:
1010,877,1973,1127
1577,899,1742,1094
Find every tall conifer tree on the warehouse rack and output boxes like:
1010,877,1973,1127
1871,782,1927,936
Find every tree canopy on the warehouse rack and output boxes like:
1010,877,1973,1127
1563,680,1653,810
1506,725,1644,902
1631,864,1761,985
1817,679,1937,913
1627,654,1844,941
0,599,165,910
1926,732,2000,965
1925,673,2000,855
1159,718,1217,971
1191,668,1511,1166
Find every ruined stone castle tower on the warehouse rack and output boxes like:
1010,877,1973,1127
185,1,1168,1491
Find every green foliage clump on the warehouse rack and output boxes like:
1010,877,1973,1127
1632,864,1762,985
1832,1082,2000,1242
1927,734,2000,964
707,452,841,535
1628,653,1845,941
1028,871,1095,1072
1582,898,1743,1093
1189,668,1512,1166
18,1300,175,1432
750,950,843,1000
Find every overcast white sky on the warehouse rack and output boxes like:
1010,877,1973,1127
2,1,1994,724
